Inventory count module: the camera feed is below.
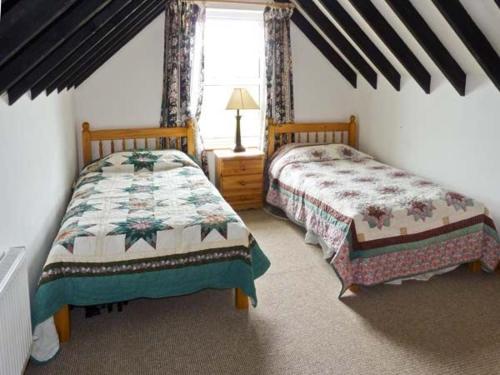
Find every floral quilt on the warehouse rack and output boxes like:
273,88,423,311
266,144,500,295
33,150,270,328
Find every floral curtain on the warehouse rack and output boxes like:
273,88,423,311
160,0,207,172
263,6,295,153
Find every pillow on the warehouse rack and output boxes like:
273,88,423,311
269,143,373,177
81,150,199,175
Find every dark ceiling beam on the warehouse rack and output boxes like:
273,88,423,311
291,11,357,88
71,5,166,89
432,0,500,92
30,0,156,100
0,0,113,96
349,0,431,93
385,0,466,96
1,0,19,15
295,0,377,88
7,0,133,105
65,1,165,90
0,0,78,67
53,0,164,94
319,0,400,91
60,1,164,91
296,0,377,89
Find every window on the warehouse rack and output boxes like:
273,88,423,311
198,9,265,149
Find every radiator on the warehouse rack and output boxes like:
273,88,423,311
0,247,32,375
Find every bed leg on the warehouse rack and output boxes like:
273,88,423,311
349,284,360,294
54,305,71,343
468,261,481,273
235,288,249,310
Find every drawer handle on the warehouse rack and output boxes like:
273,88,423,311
239,181,246,186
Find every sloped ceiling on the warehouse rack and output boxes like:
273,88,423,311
290,0,499,95
0,0,498,105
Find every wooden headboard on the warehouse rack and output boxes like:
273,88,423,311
266,115,357,158
82,120,195,166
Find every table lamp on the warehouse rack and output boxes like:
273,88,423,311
225,88,260,153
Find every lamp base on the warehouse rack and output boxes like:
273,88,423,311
233,110,245,153
233,144,246,153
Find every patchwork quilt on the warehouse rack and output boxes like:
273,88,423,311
33,150,270,328
266,143,500,295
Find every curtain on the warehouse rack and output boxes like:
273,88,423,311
263,6,295,153
160,0,207,172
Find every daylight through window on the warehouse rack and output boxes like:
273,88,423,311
198,9,265,149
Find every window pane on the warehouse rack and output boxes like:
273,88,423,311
199,9,265,149
200,85,262,147
205,18,263,81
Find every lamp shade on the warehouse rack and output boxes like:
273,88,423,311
226,88,260,110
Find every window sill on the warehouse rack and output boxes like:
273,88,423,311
202,139,261,151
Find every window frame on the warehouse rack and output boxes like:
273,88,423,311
199,8,266,150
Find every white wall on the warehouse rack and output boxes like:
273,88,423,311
0,92,78,299
74,14,164,166
291,23,359,122
74,16,164,128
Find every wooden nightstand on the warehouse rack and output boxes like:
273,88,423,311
214,148,265,211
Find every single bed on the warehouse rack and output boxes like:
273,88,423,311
265,116,500,296
32,121,270,362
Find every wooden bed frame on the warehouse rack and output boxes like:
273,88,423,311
266,115,358,158
54,121,249,344
81,120,196,165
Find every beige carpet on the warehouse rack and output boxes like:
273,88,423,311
27,209,500,375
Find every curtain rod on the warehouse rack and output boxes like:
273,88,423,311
183,0,295,9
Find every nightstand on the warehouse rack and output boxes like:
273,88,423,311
214,148,265,211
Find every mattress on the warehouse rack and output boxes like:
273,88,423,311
266,143,500,295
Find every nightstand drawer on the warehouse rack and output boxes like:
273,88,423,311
221,174,263,191
220,158,264,176
225,195,263,209
222,188,262,198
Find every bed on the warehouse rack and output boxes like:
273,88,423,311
265,116,500,296
31,121,270,362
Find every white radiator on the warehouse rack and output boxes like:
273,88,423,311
0,247,32,375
